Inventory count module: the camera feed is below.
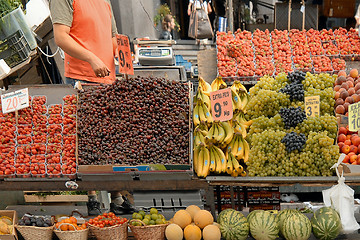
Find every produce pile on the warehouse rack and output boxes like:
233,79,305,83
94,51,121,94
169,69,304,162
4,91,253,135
0,215,13,234
246,71,339,176
78,77,190,165
193,78,251,178
333,69,360,164
0,95,77,178
130,207,167,226
216,28,360,79
165,205,221,240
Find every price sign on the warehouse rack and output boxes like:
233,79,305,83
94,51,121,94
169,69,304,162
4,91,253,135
116,34,134,75
1,88,29,114
348,102,360,132
304,96,320,117
210,88,233,121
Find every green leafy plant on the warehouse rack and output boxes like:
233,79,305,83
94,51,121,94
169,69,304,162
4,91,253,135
153,4,180,32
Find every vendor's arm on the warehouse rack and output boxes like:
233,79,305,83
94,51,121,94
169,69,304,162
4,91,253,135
356,5,360,25
187,0,193,15
53,24,110,77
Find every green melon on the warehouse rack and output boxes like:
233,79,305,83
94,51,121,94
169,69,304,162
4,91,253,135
275,209,299,235
282,212,311,240
219,209,249,240
249,210,279,240
217,208,239,224
311,207,341,240
247,210,263,223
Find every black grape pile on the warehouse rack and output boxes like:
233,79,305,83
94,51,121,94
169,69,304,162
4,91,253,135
279,82,304,101
281,132,306,153
279,107,306,129
287,70,306,84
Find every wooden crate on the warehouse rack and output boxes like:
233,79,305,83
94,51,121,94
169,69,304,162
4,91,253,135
24,192,87,203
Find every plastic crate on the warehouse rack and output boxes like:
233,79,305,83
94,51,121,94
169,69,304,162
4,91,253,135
0,29,31,67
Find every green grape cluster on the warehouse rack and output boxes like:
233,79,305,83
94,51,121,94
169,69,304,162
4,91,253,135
247,131,339,177
246,90,290,119
249,76,276,96
302,72,336,91
248,114,284,142
247,130,287,177
305,87,335,115
293,114,338,140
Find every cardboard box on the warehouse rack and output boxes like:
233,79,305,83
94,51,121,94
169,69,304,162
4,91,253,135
338,163,360,176
0,210,18,240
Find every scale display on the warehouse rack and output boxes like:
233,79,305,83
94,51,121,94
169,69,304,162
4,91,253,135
138,48,171,57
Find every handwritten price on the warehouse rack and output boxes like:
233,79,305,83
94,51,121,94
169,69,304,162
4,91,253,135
1,88,29,114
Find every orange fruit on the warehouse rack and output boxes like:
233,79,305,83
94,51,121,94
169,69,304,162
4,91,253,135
60,223,68,231
69,216,77,224
81,223,87,229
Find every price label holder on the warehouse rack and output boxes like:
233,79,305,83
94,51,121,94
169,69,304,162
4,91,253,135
116,34,134,76
348,102,360,132
210,88,233,121
1,88,29,114
304,96,320,117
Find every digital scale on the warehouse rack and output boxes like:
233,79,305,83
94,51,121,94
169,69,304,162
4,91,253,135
134,40,175,66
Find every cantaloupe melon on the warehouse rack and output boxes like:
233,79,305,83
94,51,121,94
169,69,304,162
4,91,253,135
173,210,192,229
165,223,183,240
184,224,202,240
202,224,221,240
186,205,201,221
194,210,214,229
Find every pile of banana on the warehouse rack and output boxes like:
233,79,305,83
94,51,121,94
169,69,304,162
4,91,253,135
193,77,252,178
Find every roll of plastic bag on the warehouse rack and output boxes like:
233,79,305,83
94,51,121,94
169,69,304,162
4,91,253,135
322,153,360,234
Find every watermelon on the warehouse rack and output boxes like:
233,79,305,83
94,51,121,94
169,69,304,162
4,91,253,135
249,210,279,240
247,210,263,223
219,209,249,240
217,208,238,224
282,212,312,240
311,207,341,240
275,209,299,235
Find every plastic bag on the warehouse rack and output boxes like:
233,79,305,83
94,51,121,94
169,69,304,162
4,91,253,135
322,153,360,234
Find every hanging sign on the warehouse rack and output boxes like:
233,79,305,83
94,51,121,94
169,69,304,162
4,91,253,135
304,95,320,117
210,88,233,121
116,34,134,75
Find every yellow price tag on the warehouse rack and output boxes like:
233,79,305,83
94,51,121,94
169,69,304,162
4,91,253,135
304,96,320,117
348,102,360,132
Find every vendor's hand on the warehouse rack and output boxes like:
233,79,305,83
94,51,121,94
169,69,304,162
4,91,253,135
89,55,110,78
187,8,191,16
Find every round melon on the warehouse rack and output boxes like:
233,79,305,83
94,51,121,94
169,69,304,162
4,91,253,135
249,210,279,240
219,209,249,240
311,207,341,240
184,224,202,240
173,210,192,229
282,212,311,240
212,222,220,228
275,209,299,235
186,205,201,221
202,224,221,240
217,208,241,224
165,223,184,240
194,210,214,229
247,210,263,223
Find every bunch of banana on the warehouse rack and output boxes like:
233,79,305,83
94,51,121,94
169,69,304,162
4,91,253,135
198,77,212,96
233,111,253,129
231,80,250,112
232,119,247,138
227,132,250,162
231,89,242,112
218,121,234,149
193,100,213,126
206,121,225,144
194,87,210,108
193,123,208,147
226,151,246,177
230,80,247,93
210,76,227,92
208,144,227,174
193,143,210,177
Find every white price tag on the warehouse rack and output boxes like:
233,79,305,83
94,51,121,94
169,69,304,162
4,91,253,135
300,5,305,13
1,88,29,114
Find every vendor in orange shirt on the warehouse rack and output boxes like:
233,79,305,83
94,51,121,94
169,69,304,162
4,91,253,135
49,0,136,215
50,0,117,85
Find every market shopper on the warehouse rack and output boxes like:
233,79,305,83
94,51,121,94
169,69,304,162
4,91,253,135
49,0,136,215
355,4,360,29
159,14,175,40
187,0,212,16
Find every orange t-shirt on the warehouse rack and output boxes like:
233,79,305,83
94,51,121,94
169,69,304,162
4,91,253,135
53,0,116,84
